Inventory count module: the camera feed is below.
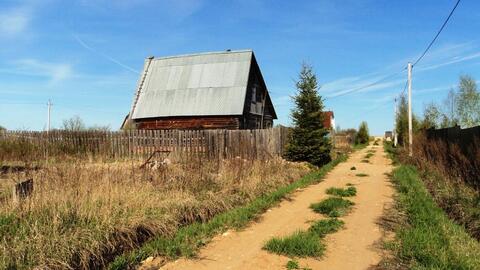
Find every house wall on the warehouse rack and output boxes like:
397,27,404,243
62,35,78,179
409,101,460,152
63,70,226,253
135,116,240,130
242,56,275,129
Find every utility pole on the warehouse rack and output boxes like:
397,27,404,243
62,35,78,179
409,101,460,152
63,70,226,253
407,62,413,157
47,99,52,132
394,97,398,147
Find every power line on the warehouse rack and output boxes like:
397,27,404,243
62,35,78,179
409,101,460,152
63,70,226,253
327,69,406,99
412,0,461,67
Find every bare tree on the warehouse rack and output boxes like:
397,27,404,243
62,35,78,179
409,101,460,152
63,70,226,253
62,116,86,131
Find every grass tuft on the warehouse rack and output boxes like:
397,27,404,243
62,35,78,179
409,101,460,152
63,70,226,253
286,260,299,269
326,186,357,197
264,231,325,257
361,159,370,163
356,173,368,177
310,197,354,217
364,153,374,159
308,218,344,237
263,218,343,258
350,166,356,170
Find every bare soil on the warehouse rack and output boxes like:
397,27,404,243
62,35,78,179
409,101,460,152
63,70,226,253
141,143,394,270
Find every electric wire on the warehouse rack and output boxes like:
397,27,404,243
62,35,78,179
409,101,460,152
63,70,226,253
412,0,461,67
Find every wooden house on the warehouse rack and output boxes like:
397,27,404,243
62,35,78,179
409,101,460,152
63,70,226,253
122,50,277,130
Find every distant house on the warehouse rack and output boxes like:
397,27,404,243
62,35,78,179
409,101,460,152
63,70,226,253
322,111,335,130
122,50,277,130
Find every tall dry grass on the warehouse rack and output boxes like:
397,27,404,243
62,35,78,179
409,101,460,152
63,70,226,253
0,157,309,269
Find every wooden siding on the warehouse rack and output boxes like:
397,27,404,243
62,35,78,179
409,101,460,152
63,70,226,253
135,116,240,130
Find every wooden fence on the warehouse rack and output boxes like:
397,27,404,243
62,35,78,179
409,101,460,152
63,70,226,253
0,127,290,160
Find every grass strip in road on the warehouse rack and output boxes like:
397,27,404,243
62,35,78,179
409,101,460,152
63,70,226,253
385,165,480,269
364,153,374,159
326,186,357,197
109,155,347,269
263,218,344,258
352,143,368,151
310,197,354,217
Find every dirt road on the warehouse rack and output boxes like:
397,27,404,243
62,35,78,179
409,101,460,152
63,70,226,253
143,143,394,270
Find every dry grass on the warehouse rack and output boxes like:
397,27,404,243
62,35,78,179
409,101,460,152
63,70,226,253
0,157,309,269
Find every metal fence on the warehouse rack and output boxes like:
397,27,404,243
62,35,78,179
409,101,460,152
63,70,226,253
425,125,480,152
0,127,290,160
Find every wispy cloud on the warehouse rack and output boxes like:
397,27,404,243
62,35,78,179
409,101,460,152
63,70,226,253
320,42,480,99
0,7,31,37
0,59,73,85
72,34,140,74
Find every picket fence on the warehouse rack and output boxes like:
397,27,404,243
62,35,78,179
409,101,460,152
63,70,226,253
0,127,290,160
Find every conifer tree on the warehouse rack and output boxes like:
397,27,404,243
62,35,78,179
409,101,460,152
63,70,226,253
285,64,331,166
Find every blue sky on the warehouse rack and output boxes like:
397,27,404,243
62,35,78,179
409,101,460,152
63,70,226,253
1,0,479,134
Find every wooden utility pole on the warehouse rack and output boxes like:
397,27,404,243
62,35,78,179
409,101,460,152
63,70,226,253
47,99,52,132
394,97,398,147
407,62,413,156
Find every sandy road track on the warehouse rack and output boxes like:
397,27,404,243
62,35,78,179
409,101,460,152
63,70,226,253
141,143,394,270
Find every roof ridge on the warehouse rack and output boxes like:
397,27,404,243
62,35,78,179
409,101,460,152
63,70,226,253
150,49,253,61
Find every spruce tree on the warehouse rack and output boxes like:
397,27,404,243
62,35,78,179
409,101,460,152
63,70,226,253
285,64,331,166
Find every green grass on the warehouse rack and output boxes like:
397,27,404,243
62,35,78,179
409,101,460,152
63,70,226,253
264,218,344,258
326,186,357,197
350,166,356,170
364,153,374,159
355,173,368,177
109,155,347,269
352,143,368,151
286,260,300,269
308,218,344,237
264,231,325,257
310,197,354,217
386,165,480,269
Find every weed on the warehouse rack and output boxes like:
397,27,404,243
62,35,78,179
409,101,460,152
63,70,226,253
350,166,356,170
326,186,357,197
286,260,299,269
361,159,369,163
356,173,368,177
310,197,354,217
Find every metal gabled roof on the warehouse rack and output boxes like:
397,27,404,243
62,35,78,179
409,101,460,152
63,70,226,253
130,50,253,119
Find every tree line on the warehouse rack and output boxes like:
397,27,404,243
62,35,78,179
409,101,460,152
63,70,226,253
395,75,480,146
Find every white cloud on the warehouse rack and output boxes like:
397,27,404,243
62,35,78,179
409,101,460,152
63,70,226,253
10,59,73,84
0,7,31,37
